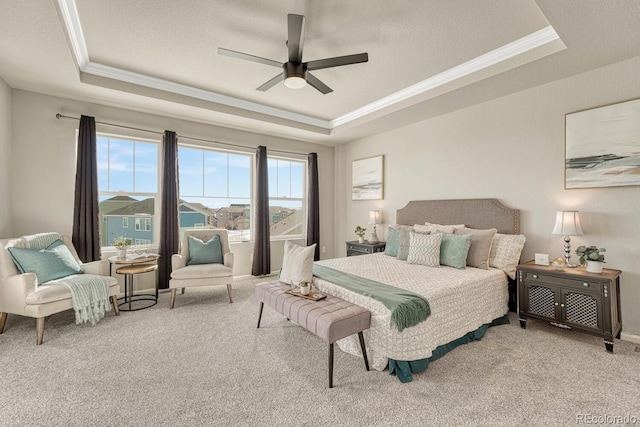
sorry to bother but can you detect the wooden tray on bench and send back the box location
[285,289,327,301]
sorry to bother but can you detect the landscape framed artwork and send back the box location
[352,155,384,200]
[565,98,640,189]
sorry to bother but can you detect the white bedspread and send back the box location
[313,253,508,371]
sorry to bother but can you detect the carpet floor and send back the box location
[1,276,639,427]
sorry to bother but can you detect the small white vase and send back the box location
[358,236,365,244]
[586,260,604,273]
[299,284,310,295]
[116,248,127,259]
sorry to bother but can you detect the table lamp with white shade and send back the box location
[368,210,381,244]
[552,210,583,267]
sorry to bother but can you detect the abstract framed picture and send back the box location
[565,98,640,189]
[352,155,384,200]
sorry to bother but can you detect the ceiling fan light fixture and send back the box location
[284,75,306,89]
[283,62,307,89]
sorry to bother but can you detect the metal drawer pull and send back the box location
[561,303,565,308]
[554,302,559,306]
[583,283,589,287]
[532,274,538,279]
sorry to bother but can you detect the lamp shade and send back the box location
[368,210,381,225]
[552,211,583,236]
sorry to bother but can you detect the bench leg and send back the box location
[329,343,334,388]
[256,302,264,328]
[358,331,370,371]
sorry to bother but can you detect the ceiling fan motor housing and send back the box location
[283,62,307,88]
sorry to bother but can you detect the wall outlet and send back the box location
[322,246,326,254]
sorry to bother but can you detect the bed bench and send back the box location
[254,280,371,388]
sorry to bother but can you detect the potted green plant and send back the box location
[299,281,311,296]
[575,245,606,273]
[355,226,367,244]
[113,236,132,259]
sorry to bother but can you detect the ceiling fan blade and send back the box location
[306,73,333,94]
[218,47,282,68]
[306,53,368,71]
[257,73,284,91]
[287,14,305,62]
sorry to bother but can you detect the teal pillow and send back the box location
[384,227,399,257]
[187,235,223,265]
[8,239,83,284]
[439,233,472,269]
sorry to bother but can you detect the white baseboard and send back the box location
[233,273,278,281]
[620,331,640,345]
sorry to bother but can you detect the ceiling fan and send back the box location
[218,14,368,94]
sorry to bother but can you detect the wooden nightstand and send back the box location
[517,260,622,352]
[345,241,386,257]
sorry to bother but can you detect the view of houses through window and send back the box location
[97,135,306,247]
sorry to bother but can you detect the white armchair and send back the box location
[0,233,120,344]
[169,229,234,308]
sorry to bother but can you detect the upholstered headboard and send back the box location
[396,199,520,234]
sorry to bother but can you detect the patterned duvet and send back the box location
[313,253,509,371]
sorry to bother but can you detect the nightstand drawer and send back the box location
[347,244,371,254]
[524,271,603,293]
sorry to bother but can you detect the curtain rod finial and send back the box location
[56,113,63,119]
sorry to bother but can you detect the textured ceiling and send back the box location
[1,1,640,145]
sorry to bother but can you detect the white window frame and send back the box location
[97,132,161,248]
[266,155,307,241]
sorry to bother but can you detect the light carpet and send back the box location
[1,276,639,427]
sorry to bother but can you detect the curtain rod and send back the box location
[55,113,311,156]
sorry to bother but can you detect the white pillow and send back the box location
[489,233,526,279]
[280,241,317,285]
[415,222,465,234]
[407,231,442,267]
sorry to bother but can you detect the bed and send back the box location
[312,199,523,382]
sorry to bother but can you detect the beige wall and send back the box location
[10,90,335,278]
[337,55,640,336]
[0,77,12,238]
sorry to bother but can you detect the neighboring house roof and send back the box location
[106,198,155,216]
[99,195,138,214]
[180,201,216,217]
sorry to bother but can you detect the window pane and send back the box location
[135,142,158,193]
[99,196,155,247]
[277,160,291,198]
[228,153,250,198]
[269,200,303,237]
[268,158,277,197]
[108,139,134,192]
[97,136,109,190]
[204,150,227,197]
[291,162,304,198]
[178,147,203,196]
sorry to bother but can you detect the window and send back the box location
[268,157,305,239]
[135,217,151,231]
[178,146,251,242]
[97,135,159,247]
[135,239,151,245]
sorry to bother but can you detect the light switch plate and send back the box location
[535,253,550,266]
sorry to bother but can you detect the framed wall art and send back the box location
[565,97,640,189]
[352,155,384,200]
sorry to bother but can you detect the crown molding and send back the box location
[57,0,562,135]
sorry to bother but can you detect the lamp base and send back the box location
[368,234,379,244]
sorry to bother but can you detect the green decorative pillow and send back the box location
[439,233,473,269]
[8,239,83,284]
[384,226,399,257]
[187,235,223,265]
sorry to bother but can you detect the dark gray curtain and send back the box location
[158,130,180,290]
[306,152,320,261]
[72,115,101,263]
[251,145,271,276]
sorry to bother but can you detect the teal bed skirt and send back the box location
[388,315,510,383]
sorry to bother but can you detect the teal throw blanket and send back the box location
[54,275,112,325]
[312,264,430,332]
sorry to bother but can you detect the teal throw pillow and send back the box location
[187,235,223,265]
[384,226,399,257]
[8,239,83,284]
[439,233,472,269]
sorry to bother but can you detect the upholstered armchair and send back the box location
[0,233,120,344]
[169,229,234,308]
